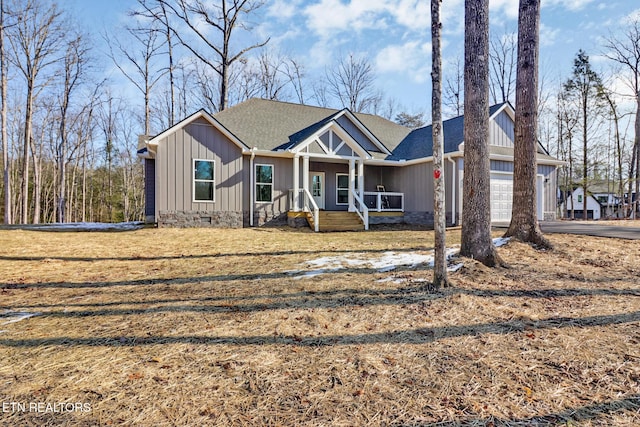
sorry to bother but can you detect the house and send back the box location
[560,184,623,220]
[137,99,563,231]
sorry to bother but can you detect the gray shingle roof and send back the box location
[212,99,553,163]
[213,98,412,154]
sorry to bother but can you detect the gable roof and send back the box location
[213,98,411,155]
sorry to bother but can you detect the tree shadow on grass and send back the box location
[0,246,433,263]
[431,394,640,426]
[1,310,639,348]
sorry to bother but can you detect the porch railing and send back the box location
[363,191,404,212]
[351,189,369,230]
[289,189,319,232]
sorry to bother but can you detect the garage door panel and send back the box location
[491,173,513,222]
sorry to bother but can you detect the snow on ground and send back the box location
[289,237,510,280]
[11,222,145,232]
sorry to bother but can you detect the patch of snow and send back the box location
[448,263,464,272]
[290,244,471,280]
[23,222,144,232]
[493,237,511,247]
[1,311,41,325]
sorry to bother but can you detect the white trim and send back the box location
[148,110,249,153]
[489,102,514,121]
[336,173,349,205]
[333,109,392,155]
[293,155,300,212]
[309,171,325,210]
[193,158,216,203]
[250,149,256,226]
[292,121,371,159]
[255,163,274,203]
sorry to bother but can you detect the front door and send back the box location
[310,172,325,209]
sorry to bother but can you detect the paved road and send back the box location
[539,221,640,240]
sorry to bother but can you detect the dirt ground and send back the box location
[0,226,638,426]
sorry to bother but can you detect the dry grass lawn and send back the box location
[0,225,639,426]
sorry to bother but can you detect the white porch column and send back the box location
[302,155,310,196]
[357,159,364,201]
[348,158,355,211]
[292,155,300,211]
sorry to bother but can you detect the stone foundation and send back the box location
[158,210,243,228]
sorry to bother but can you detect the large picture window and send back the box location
[193,159,215,202]
[255,164,273,202]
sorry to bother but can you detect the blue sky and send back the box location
[67,0,640,116]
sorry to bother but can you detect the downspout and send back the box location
[448,156,457,226]
[250,148,256,227]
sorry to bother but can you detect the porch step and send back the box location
[306,211,364,232]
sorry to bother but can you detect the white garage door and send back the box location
[490,173,513,223]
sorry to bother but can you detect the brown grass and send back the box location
[0,226,639,426]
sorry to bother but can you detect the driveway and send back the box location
[539,221,640,240]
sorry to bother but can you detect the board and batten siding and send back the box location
[245,155,294,225]
[155,118,244,226]
[489,110,515,148]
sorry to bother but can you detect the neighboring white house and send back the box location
[560,186,602,220]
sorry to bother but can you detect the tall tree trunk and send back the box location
[460,0,503,267]
[504,0,551,248]
[431,0,449,288]
[582,91,588,220]
[1,0,10,224]
[21,86,33,223]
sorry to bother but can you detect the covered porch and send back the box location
[287,155,404,231]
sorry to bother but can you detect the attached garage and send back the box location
[489,172,544,223]
[490,173,513,222]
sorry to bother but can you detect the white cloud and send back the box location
[489,0,519,20]
[268,0,303,20]
[540,23,560,47]
[303,0,390,38]
[543,0,596,11]
[375,40,431,83]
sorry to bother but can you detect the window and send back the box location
[193,159,215,202]
[336,174,349,205]
[577,194,583,203]
[336,173,357,205]
[255,164,273,202]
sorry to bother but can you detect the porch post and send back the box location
[293,155,300,211]
[348,158,355,212]
[302,155,310,196]
[357,160,364,201]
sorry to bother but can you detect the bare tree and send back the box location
[1,0,12,224]
[603,20,640,217]
[460,0,503,267]
[9,0,66,223]
[283,57,306,104]
[444,54,464,117]
[431,0,449,289]
[325,53,381,113]
[504,0,551,248]
[489,27,517,104]
[156,0,269,111]
[106,24,167,135]
[56,32,89,223]
[134,0,177,127]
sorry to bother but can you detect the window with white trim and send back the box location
[336,173,349,205]
[255,164,273,202]
[336,173,357,205]
[193,159,215,202]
